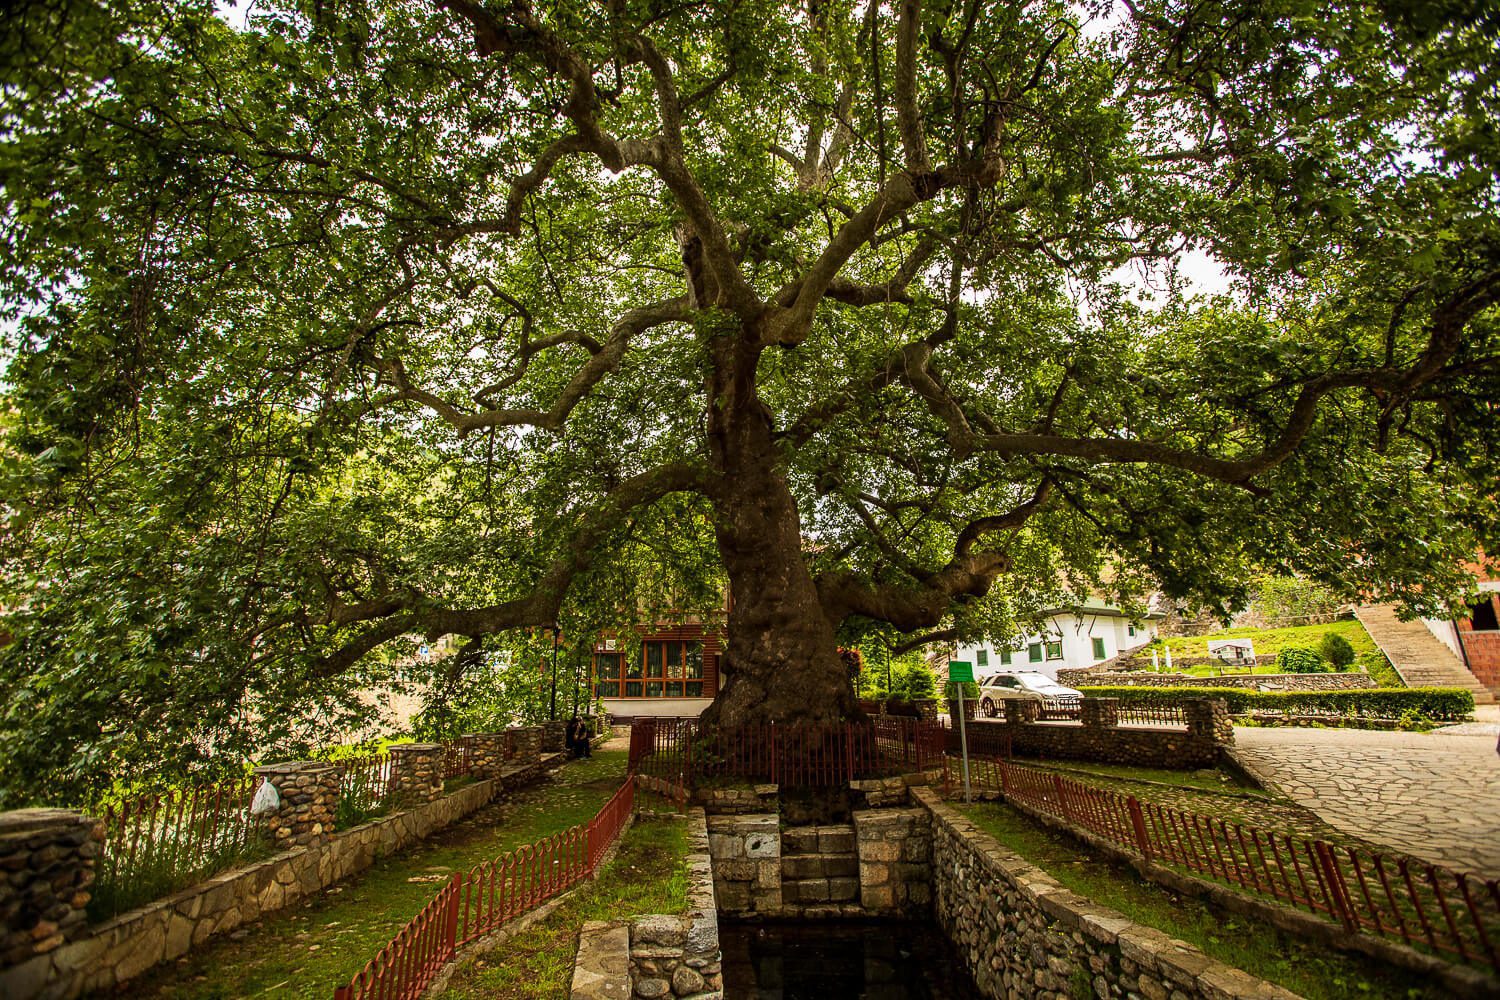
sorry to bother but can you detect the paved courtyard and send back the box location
[1230,709,1500,878]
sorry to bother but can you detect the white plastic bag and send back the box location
[250,780,281,816]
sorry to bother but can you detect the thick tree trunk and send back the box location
[700,330,857,728]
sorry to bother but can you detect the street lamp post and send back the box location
[549,626,559,721]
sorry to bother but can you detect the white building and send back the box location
[955,602,1163,681]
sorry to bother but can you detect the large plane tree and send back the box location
[2,0,1498,801]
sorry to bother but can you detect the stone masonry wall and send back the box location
[914,787,1297,1000]
[1058,669,1377,691]
[1,758,550,1000]
[853,808,931,915]
[705,815,779,916]
[627,808,721,1000]
[973,718,1224,769]
[780,824,859,913]
[0,811,102,970]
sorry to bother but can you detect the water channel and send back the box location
[718,919,985,999]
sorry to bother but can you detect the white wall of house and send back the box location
[957,611,1158,681]
[599,697,713,719]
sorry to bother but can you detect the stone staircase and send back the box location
[1354,604,1496,704]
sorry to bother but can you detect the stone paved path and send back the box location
[1230,714,1500,878]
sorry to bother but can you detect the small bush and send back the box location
[1318,633,1356,668]
[1077,685,1474,720]
[1276,646,1329,673]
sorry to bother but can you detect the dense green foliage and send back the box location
[1080,685,1476,720]
[2,0,1499,803]
[1274,645,1329,673]
[1318,632,1356,668]
[1247,574,1347,626]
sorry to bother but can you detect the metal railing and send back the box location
[628,717,946,788]
[979,760,1500,973]
[1038,696,1082,721]
[332,776,636,999]
[441,738,472,781]
[335,754,394,819]
[1114,704,1188,728]
[91,776,265,920]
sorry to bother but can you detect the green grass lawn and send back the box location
[959,802,1445,1000]
[119,751,629,1000]
[441,816,690,1000]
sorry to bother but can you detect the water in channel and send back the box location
[718,919,985,999]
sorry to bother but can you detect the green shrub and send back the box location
[1358,650,1405,688]
[1276,646,1329,673]
[1318,633,1356,668]
[1076,685,1474,720]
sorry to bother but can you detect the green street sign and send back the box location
[948,660,974,684]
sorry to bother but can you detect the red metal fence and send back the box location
[335,753,394,818]
[628,717,946,788]
[92,775,265,919]
[979,760,1500,973]
[333,776,636,1000]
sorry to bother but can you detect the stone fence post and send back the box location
[388,744,445,803]
[511,726,543,763]
[252,762,340,850]
[0,809,102,968]
[464,733,507,780]
[540,720,568,754]
[1080,697,1119,729]
[1184,698,1234,745]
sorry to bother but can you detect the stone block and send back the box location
[781,827,819,854]
[632,915,686,948]
[743,832,779,860]
[827,877,859,902]
[817,828,855,854]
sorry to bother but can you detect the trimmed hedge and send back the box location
[1078,685,1475,721]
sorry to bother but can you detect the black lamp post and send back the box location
[548,625,560,721]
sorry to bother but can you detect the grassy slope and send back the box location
[442,817,690,1000]
[120,751,630,1000]
[960,803,1444,1000]
[1143,620,1403,685]
[1153,620,1375,660]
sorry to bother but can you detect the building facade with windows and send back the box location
[591,620,725,721]
[954,602,1163,681]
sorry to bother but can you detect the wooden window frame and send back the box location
[595,640,706,698]
[1091,636,1107,660]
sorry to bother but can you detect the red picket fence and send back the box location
[333,776,636,1000]
[440,738,472,781]
[335,753,394,817]
[982,760,1500,973]
[628,717,946,788]
[91,775,265,919]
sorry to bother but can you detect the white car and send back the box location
[976,671,1082,718]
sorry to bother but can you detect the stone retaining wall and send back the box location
[976,717,1225,769]
[0,758,551,1000]
[705,815,780,916]
[0,812,102,970]
[914,787,1298,1000]
[780,824,859,911]
[853,808,931,915]
[572,809,722,1000]
[1059,668,1377,691]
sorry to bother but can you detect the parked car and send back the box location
[976,671,1083,718]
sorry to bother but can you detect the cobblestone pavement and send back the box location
[1229,716,1500,878]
